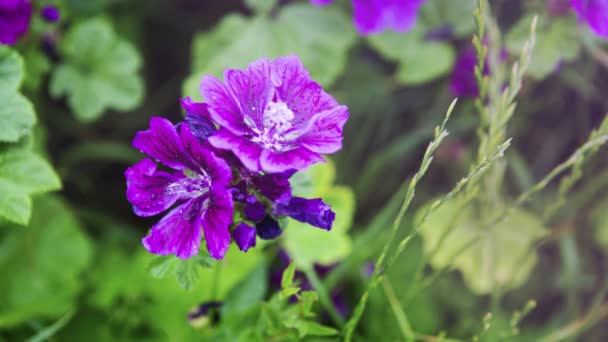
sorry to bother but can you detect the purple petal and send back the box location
[125,159,182,217]
[142,199,204,259]
[202,187,234,259]
[0,0,32,45]
[179,124,232,187]
[132,117,197,171]
[41,5,60,22]
[274,197,335,230]
[256,215,283,240]
[181,97,217,141]
[571,0,608,39]
[352,0,427,35]
[233,223,257,252]
[245,201,266,223]
[251,170,295,205]
[208,129,263,172]
[298,105,348,154]
[260,147,324,173]
[200,75,249,135]
[224,58,274,129]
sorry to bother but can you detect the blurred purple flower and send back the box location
[310,0,335,5]
[125,117,233,260]
[234,223,257,252]
[274,197,335,230]
[547,0,571,16]
[449,48,480,98]
[40,5,60,22]
[571,0,608,39]
[352,0,427,35]
[0,0,32,45]
[203,55,348,173]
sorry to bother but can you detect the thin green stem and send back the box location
[381,278,415,341]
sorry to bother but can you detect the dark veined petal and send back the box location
[260,147,324,173]
[200,75,249,135]
[132,117,197,171]
[181,97,217,141]
[125,158,183,217]
[274,197,335,230]
[256,215,283,240]
[202,187,234,260]
[233,223,257,252]
[142,198,205,259]
[224,58,274,128]
[179,124,232,187]
[208,129,264,172]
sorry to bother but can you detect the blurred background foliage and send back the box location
[2,0,608,341]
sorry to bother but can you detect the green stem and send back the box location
[301,264,345,328]
[381,278,415,341]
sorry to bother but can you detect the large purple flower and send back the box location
[352,0,427,35]
[0,0,32,45]
[571,0,608,39]
[202,55,348,173]
[125,117,234,260]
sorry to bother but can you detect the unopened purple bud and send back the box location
[41,5,60,22]
[256,215,283,240]
[234,223,257,252]
[274,197,335,230]
[245,201,266,223]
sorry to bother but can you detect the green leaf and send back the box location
[0,46,36,143]
[418,199,547,294]
[50,17,144,122]
[184,5,357,100]
[222,260,268,316]
[175,259,201,291]
[281,262,297,289]
[148,256,178,279]
[0,146,61,225]
[506,14,580,80]
[296,321,338,337]
[0,196,92,327]
[418,0,477,38]
[283,161,356,267]
[368,26,455,85]
[592,198,608,250]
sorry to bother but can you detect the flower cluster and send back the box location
[125,55,349,260]
[311,0,427,35]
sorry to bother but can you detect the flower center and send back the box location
[251,101,296,151]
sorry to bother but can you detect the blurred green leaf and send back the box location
[175,258,201,291]
[0,146,61,225]
[592,198,608,250]
[184,4,357,100]
[244,0,278,14]
[368,26,455,85]
[0,196,92,327]
[295,320,338,338]
[0,46,36,143]
[506,14,580,80]
[281,262,297,289]
[283,162,356,267]
[50,17,144,122]
[419,0,477,38]
[222,260,268,316]
[418,199,547,294]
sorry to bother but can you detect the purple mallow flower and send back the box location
[202,55,348,173]
[125,117,234,260]
[0,0,32,45]
[274,197,335,230]
[571,0,608,39]
[352,0,427,35]
[234,223,257,252]
[40,5,60,22]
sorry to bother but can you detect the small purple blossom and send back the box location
[245,201,266,222]
[234,223,257,252]
[125,117,234,260]
[40,5,60,22]
[274,197,335,230]
[352,0,427,35]
[202,55,348,173]
[571,0,608,39]
[0,0,32,45]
